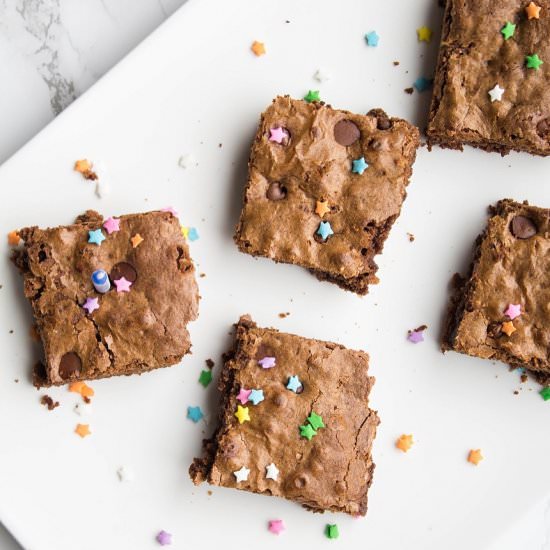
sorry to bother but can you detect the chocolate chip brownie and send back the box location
[189,315,379,515]
[427,0,550,156]
[443,199,550,380]
[234,96,420,295]
[12,209,199,386]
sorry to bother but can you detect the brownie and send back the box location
[234,96,420,295]
[189,315,379,515]
[443,199,550,380]
[427,0,550,156]
[12,209,199,386]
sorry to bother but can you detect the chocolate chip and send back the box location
[294,475,308,488]
[333,119,360,146]
[370,139,382,150]
[487,322,503,338]
[510,216,537,239]
[59,352,82,380]
[377,116,392,130]
[537,117,550,139]
[266,182,287,201]
[110,262,138,283]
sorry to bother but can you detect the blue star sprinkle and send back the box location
[316,221,334,241]
[364,31,379,47]
[88,229,106,246]
[352,157,368,174]
[413,77,433,93]
[188,227,200,242]
[187,406,204,423]
[286,375,303,393]
[248,389,265,405]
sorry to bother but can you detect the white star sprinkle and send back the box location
[116,466,134,482]
[314,68,331,83]
[265,462,279,481]
[178,153,195,169]
[73,402,93,417]
[233,466,250,483]
[488,84,504,102]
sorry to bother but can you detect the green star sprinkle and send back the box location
[501,21,516,40]
[325,524,339,539]
[299,424,317,441]
[540,387,550,401]
[304,90,321,103]
[198,370,213,387]
[526,54,543,70]
[307,411,325,430]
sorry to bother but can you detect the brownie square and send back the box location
[189,316,379,515]
[12,209,199,386]
[427,0,550,156]
[443,199,550,379]
[234,96,419,295]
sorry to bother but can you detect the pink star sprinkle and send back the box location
[237,388,252,404]
[258,356,276,369]
[268,519,285,535]
[161,206,179,218]
[114,277,132,293]
[407,326,426,344]
[269,126,286,144]
[505,303,521,320]
[82,297,99,314]
[102,216,120,234]
[156,530,172,546]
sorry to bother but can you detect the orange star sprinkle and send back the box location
[315,200,331,218]
[251,41,266,56]
[502,321,516,336]
[7,230,20,246]
[74,159,92,173]
[396,434,414,452]
[69,381,95,398]
[468,449,483,465]
[131,233,144,248]
[75,424,91,438]
[526,2,541,19]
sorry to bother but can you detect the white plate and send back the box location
[1,1,550,548]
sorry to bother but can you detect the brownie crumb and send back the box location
[393,61,400,66]
[40,395,59,411]
[278,312,290,318]
[520,374,528,383]
[218,143,222,148]
[9,329,13,334]
[404,87,414,95]
[407,232,415,242]
[207,490,213,496]
[14,379,19,383]
[205,358,215,370]
[83,396,91,404]
[513,390,519,395]
[199,273,206,278]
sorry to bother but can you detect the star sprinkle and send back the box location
[258,356,276,369]
[156,530,173,546]
[325,524,340,539]
[364,30,379,47]
[316,221,334,241]
[7,230,20,246]
[130,233,144,248]
[505,303,521,320]
[315,199,331,218]
[251,41,266,56]
[235,404,251,424]
[526,1,541,19]
[82,297,100,315]
[198,370,213,387]
[314,67,331,82]
[501,21,516,40]
[248,389,265,405]
[114,277,132,293]
[307,412,325,430]
[75,423,91,438]
[117,466,134,482]
[304,90,321,103]
[416,26,432,42]
[300,423,317,440]
[237,388,252,404]
[161,206,179,217]
[88,229,106,246]
[407,326,426,343]
[468,449,483,465]
[69,382,95,398]
[539,387,550,401]
[269,126,286,144]
[502,321,516,336]
[73,402,92,417]
[178,153,195,169]
[233,466,250,482]
[286,375,302,393]
[488,84,505,102]
[266,462,279,481]
[414,76,432,92]
[526,53,543,70]
[352,156,368,174]
[74,159,92,174]
[187,406,204,423]
[396,434,414,452]
[268,519,285,535]
[103,216,120,234]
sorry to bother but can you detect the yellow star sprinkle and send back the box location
[130,233,144,248]
[181,225,189,238]
[235,405,250,424]
[526,1,541,19]
[315,200,331,218]
[502,321,516,336]
[75,424,91,438]
[468,449,483,465]
[417,26,432,42]
[396,434,414,452]
[251,41,266,56]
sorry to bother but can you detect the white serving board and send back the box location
[1,1,550,548]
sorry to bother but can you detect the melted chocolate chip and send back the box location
[266,182,287,201]
[110,262,138,283]
[376,116,392,130]
[537,117,550,139]
[59,352,82,380]
[294,475,308,488]
[333,119,360,146]
[487,322,503,339]
[510,216,537,239]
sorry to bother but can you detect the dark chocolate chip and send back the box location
[59,352,82,380]
[377,115,392,130]
[110,262,138,283]
[333,119,361,146]
[487,322,503,338]
[510,216,537,239]
[266,182,287,201]
[537,117,550,139]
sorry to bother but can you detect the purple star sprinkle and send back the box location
[82,297,100,315]
[407,326,426,344]
[258,356,276,369]
[161,206,179,218]
[156,530,172,546]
